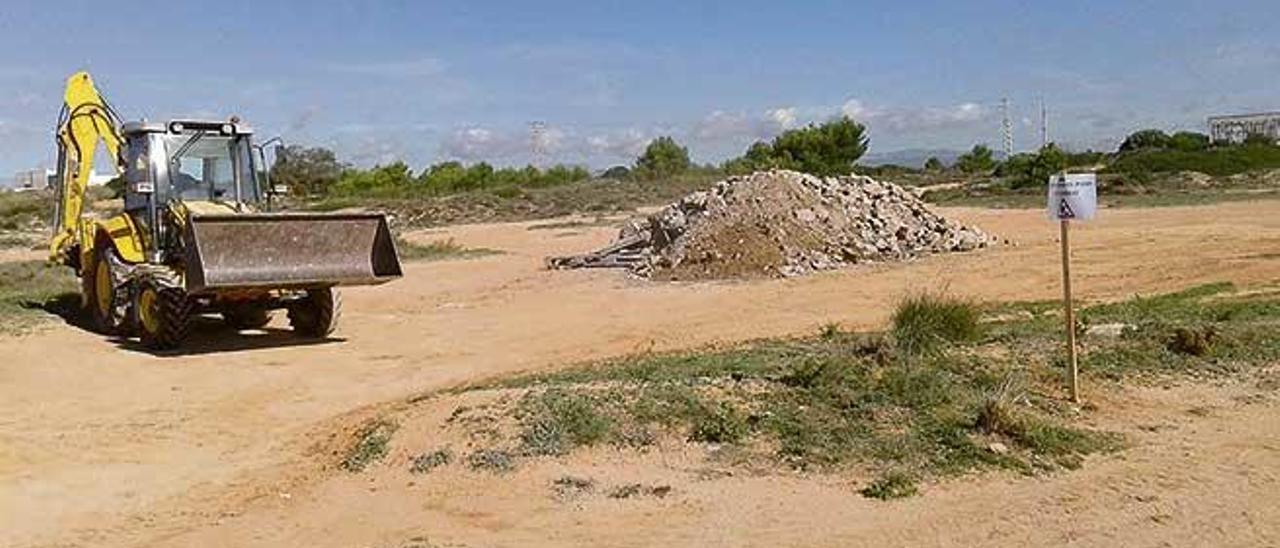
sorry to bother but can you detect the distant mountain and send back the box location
[861,148,964,169]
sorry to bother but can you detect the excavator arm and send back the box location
[50,71,125,265]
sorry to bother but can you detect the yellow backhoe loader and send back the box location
[50,71,402,349]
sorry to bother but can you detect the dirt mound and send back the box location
[551,170,992,279]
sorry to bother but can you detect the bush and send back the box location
[634,136,691,180]
[409,449,453,474]
[860,470,919,500]
[723,116,869,176]
[340,420,398,472]
[996,144,1068,189]
[1119,129,1172,152]
[518,389,614,456]
[271,145,345,196]
[955,144,996,174]
[328,160,591,198]
[1106,143,1280,177]
[601,165,631,179]
[1169,131,1210,152]
[1167,326,1217,356]
[689,402,748,443]
[891,294,982,355]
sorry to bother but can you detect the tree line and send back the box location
[271,116,873,198]
[270,121,1280,199]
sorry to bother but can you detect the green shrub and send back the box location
[891,294,982,355]
[723,116,869,176]
[689,402,748,443]
[340,420,398,472]
[518,389,614,456]
[409,449,453,474]
[1106,144,1280,177]
[860,470,919,500]
[634,136,692,180]
[955,144,997,174]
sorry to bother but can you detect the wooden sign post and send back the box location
[1047,173,1097,404]
[1059,219,1079,402]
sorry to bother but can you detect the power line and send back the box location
[1001,97,1014,158]
[529,121,548,167]
[1040,96,1049,148]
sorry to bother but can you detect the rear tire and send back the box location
[136,270,193,350]
[223,305,273,330]
[86,246,130,335]
[288,288,340,338]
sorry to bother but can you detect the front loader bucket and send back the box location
[184,213,403,293]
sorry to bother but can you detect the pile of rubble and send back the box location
[549,170,992,280]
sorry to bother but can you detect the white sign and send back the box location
[1047,173,1097,221]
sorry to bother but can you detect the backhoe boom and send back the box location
[50,71,124,265]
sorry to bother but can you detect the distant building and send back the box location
[9,168,113,191]
[10,169,51,192]
[1208,112,1280,144]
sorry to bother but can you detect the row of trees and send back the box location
[270,147,592,198]
[925,126,1280,186]
[275,115,872,197]
[622,116,871,181]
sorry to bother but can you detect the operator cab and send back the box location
[119,119,263,212]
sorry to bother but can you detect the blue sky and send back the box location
[0,0,1277,181]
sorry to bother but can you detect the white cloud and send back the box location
[692,106,797,144]
[441,127,516,161]
[767,107,797,130]
[438,124,569,162]
[841,99,989,133]
[586,128,652,160]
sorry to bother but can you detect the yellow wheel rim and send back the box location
[94,258,113,319]
[138,288,160,335]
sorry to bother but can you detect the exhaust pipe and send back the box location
[183,212,403,293]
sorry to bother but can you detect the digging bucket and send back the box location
[184,212,403,293]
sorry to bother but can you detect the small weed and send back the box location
[819,322,843,340]
[467,448,516,473]
[689,402,748,444]
[395,236,498,262]
[1167,326,1217,356]
[975,376,1025,436]
[611,425,657,449]
[341,420,398,472]
[518,389,614,456]
[552,475,596,499]
[409,449,453,474]
[892,293,982,356]
[860,471,919,500]
[607,483,673,499]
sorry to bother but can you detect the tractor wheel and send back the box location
[86,245,131,334]
[135,270,193,350]
[288,288,341,338]
[223,305,273,330]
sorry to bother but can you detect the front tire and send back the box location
[288,288,340,338]
[136,270,193,350]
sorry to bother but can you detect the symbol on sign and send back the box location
[1058,199,1075,219]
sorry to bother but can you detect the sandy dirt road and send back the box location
[2,200,1279,547]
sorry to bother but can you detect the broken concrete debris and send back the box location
[548,170,993,280]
